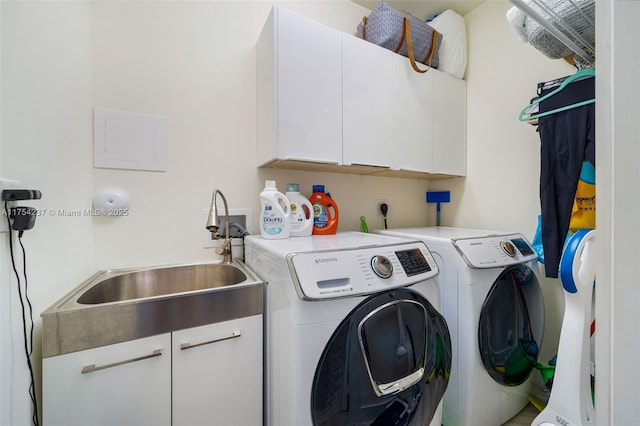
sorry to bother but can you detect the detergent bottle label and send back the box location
[313,202,328,228]
[262,203,285,235]
[290,203,305,232]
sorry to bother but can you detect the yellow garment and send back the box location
[569,179,595,231]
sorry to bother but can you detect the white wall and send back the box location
[432,1,573,232]
[1,2,95,424]
[432,1,574,363]
[0,2,6,423]
[89,0,435,269]
[0,2,431,424]
[595,1,640,423]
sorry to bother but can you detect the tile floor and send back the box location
[502,403,539,425]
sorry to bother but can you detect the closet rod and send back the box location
[509,0,595,65]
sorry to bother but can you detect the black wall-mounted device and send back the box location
[2,189,42,201]
[9,207,38,231]
[2,189,42,234]
[10,207,37,232]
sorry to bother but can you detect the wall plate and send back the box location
[201,208,252,248]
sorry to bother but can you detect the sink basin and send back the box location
[42,261,263,358]
[77,263,247,304]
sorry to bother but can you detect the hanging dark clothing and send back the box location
[537,77,595,278]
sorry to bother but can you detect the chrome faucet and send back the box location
[205,189,232,264]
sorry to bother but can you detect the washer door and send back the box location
[478,265,544,386]
[311,289,451,426]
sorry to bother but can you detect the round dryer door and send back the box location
[478,265,544,386]
[311,288,451,426]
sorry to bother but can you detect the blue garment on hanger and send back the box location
[538,76,595,278]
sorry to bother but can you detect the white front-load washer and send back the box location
[245,232,452,426]
[377,227,544,426]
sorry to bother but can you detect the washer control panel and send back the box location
[452,233,537,268]
[287,241,439,300]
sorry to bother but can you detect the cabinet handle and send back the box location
[180,330,241,351]
[81,348,163,374]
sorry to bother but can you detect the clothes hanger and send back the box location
[519,68,595,122]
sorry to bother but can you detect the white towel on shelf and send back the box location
[505,0,595,60]
[428,9,467,79]
[506,5,529,42]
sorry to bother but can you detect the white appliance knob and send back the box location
[371,255,393,279]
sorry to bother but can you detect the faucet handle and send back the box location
[215,238,233,263]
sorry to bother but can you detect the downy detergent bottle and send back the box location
[310,185,339,235]
[285,183,313,237]
[259,180,290,239]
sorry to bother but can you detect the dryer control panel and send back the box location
[287,241,439,300]
[452,233,538,268]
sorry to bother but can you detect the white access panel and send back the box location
[94,107,166,171]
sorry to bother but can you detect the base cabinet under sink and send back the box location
[172,315,263,425]
[43,333,171,425]
[43,315,262,426]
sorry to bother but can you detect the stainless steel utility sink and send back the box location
[42,261,263,358]
[76,263,248,304]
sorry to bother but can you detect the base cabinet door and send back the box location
[172,315,263,426]
[43,333,171,426]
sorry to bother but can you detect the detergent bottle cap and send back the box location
[264,180,277,190]
[312,185,325,193]
[286,183,300,193]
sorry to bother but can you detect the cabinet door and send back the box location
[172,315,263,426]
[276,6,343,164]
[432,71,466,176]
[392,55,434,173]
[342,34,393,168]
[43,334,171,426]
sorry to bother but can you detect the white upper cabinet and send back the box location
[392,54,435,174]
[342,34,393,169]
[432,70,467,176]
[392,59,466,176]
[256,5,466,178]
[257,6,343,167]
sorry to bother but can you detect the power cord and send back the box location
[4,201,40,426]
[379,203,389,229]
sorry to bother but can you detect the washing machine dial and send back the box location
[371,255,393,279]
[500,241,517,257]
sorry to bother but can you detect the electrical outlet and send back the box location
[202,208,252,248]
[376,200,389,216]
[0,179,21,233]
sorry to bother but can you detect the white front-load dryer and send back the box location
[377,227,544,426]
[245,232,452,426]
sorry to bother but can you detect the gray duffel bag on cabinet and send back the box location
[356,1,442,73]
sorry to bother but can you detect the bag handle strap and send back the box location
[422,27,439,67]
[361,16,368,40]
[402,17,435,74]
[364,15,438,74]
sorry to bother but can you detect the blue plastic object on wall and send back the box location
[426,191,450,226]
